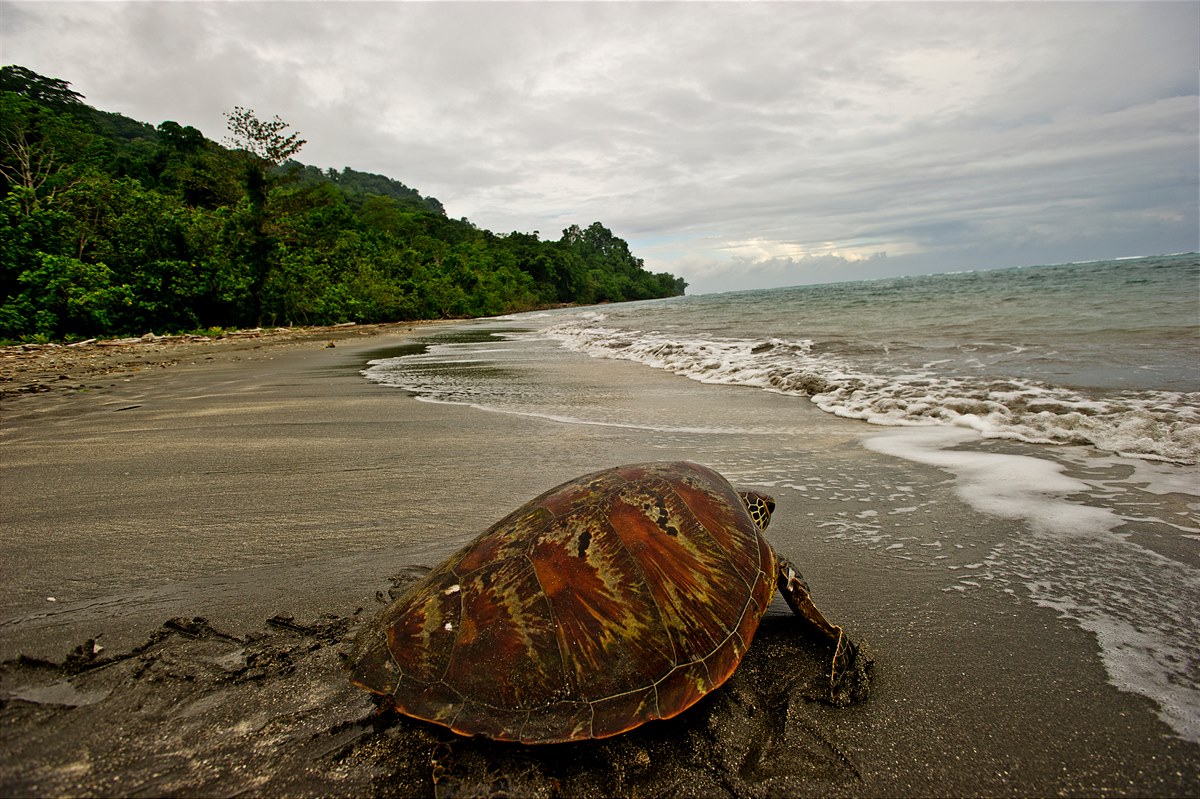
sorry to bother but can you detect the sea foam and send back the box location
[861,427,1200,743]
[544,324,1200,464]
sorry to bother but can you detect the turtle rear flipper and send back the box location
[777,557,874,706]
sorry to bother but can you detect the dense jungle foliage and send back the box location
[0,66,686,341]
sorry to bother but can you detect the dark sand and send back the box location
[1,327,1196,797]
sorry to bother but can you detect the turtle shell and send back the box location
[347,461,778,744]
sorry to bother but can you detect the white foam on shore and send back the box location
[545,325,1200,464]
[862,428,1124,539]
[407,395,783,436]
[862,426,1200,743]
[1089,453,1200,497]
[362,342,802,436]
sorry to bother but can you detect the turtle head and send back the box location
[738,491,776,531]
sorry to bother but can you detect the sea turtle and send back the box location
[347,461,870,744]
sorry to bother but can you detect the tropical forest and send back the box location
[0,66,686,342]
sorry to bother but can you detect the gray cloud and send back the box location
[3,0,1196,293]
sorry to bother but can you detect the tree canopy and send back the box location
[223,106,306,166]
[0,65,685,342]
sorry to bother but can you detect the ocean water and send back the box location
[544,254,1200,464]
[363,253,1200,743]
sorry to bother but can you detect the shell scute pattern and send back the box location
[530,507,672,700]
[384,567,462,684]
[589,684,660,739]
[456,503,551,573]
[655,659,713,718]
[442,557,567,709]
[606,478,762,664]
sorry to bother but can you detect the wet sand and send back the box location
[1,327,1197,797]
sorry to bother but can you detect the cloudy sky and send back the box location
[3,1,1197,293]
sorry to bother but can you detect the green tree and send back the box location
[0,65,86,111]
[222,107,306,166]
[0,92,96,215]
[5,253,126,338]
[221,107,306,324]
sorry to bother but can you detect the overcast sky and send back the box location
[3,1,1197,293]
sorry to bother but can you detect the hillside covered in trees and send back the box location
[0,66,686,341]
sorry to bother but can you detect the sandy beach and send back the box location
[1,325,1197,797]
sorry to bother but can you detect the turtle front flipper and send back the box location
[776,555,873,706]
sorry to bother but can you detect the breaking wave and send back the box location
[544,324,1200,464]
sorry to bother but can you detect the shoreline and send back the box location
[0,321,445,403]
[2,322,1197,797]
